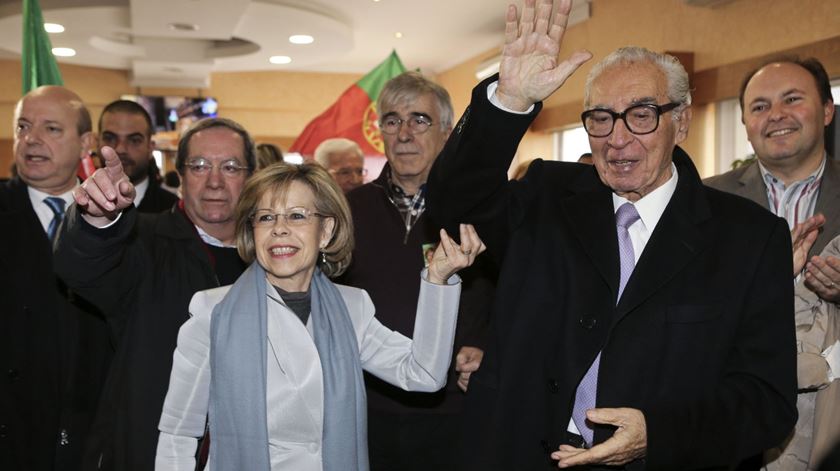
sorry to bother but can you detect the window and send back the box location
[554,125,591,162]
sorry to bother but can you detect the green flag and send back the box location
[22,0,63,94]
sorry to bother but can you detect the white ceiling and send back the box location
[0,0,591,88]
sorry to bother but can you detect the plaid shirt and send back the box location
[384,168,426,244]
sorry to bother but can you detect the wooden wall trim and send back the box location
[692,35,840,105]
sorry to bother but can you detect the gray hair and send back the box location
[584,47,692,116]
[313,138,363,168]
[377,71,454,129]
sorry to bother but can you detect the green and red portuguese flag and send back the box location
[290,50,406,157]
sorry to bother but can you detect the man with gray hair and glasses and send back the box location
[53,118,254,471]
[338,71,494,471]
[427,0,796,469]
[314,137,367,193]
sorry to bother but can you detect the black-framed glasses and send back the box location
[581,102,681,138]
[250,207,327,228]
[184,158,250,177]
[379,114,435,135]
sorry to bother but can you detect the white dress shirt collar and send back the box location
[27,183,78,234]
[134,177,150,207]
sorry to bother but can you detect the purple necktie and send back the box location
[571,202,640,446]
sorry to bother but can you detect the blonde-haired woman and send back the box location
[155,162,484,471]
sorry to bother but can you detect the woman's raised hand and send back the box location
[427,224,487,285]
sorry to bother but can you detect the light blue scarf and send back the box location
[209,262,369,470]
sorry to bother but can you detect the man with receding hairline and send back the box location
[1,85,111,470]
[706,57,840,471]
[706,58,839,302]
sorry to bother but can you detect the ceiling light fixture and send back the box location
[52,47,76,57]
[269,55,292,64]
[44,23,64,33]
[394,32,403,38]
[168,22,199,32]
[289,35,314,45]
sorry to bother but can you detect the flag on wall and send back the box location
[22,0,63,94]
[290,50,406,156]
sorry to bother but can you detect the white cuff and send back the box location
[96,210,124,228]
[487,81,535,115]
[822,339,840,382]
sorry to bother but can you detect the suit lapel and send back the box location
[616,151,713,320]
[562,170,621,300]
[814,159,840,254]
[738,163,770,210]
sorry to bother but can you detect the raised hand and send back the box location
[73,146,136,226]
[427,224,487,285]
[496,0,592,112]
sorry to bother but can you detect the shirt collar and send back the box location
[195,224,236,248]
[612,162,678,234]
[134,177,150,206]
[757,153,826,189]
[27,182,78,209]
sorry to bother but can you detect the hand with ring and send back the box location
[427,224,486,285]
[804,253,840,303]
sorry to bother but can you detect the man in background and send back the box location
[314,137,366,193]
[706,57,840,471]
[98,100,179,213]
[338,72,494,471]
[1,85,111,470]
[706,58,838,301]
[54,118,253,471]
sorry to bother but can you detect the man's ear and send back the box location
[80,131,95,161]
[674,106,692,144]
[824,99,835,127]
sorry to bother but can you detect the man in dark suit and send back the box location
[55,117,252,471]
[705,58,838,304]
[98,100,179,213]
[0,85,111,470]
[426,0,797,469]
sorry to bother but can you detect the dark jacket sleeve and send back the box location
[53,204,147,323]
[426,75,542,264]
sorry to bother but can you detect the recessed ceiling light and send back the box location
[168,22,199,32]
[289,35,314,45]
[269,55,292,65]
[52,47,76,57]
[373,0,381,2]
[44,23,64,33]
[395,32,403,38]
